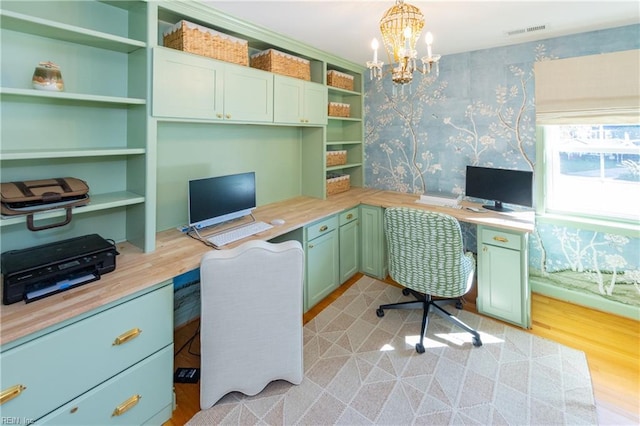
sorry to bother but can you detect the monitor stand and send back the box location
[482,200,512,212]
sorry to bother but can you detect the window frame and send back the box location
[535,126,640,238]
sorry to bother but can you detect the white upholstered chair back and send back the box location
[199,239,304,409]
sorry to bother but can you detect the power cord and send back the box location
[174,319,201,357]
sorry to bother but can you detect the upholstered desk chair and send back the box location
[377,207,482,353]
[199,239,304,409]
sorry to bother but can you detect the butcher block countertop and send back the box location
[1,188,534,346]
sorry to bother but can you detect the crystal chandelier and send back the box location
[366,0,441,87]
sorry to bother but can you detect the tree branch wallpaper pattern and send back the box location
[364,25,639,312]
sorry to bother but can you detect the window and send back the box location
[541,124,640,223]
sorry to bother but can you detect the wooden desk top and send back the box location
[0,188,534,346]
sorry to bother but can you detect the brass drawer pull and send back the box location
[0,384,26,405]
[112,394,141,417]
[113,327,142,346]
[346,213,353,220]
[319,225,328,232]
[493,236,509,243]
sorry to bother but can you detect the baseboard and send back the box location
[530,276,640,321]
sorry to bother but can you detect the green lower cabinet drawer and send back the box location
[0,284,173,420]
[306,215,338,240]
[339,207,358,226]
[480,228,522,250]
[38,346,173,425]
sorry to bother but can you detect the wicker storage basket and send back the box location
[326,173,350,196]
[326,150,347,167]
[327,70,354,91]
[328,102,350,118]
[163,20,249,66]
[250,49,310,80]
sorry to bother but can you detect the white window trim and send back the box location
[535,127,640,238]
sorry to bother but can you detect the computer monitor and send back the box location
[465,166,533,212]
[188,171,256,229]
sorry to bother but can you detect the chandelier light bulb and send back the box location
[425,31,433,58]
[425,31,434,45]
[403,26,411,51]
[371,38,379,63]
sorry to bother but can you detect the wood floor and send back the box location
[165,273,639,426]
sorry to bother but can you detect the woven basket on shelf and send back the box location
[326,173,350,196]
[327,70,354,91]
[250,49,310,81]
[163,20,248,66]
[326,150,347,167]
[328,102,350,118]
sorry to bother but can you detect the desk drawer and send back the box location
[0,284,173,420]
[39,346,173,425]
[339,207,358,226]
[481,227,522,250]
[306,215,338,241]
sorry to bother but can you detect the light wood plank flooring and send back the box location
[164,274,639,425]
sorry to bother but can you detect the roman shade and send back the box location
[534,49,640,124]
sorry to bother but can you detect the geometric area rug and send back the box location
[187,276,597,425]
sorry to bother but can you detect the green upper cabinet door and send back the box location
[274,75,327,125]
[153,47,223,120]
[152,47,273,123]
[223,65,273,122]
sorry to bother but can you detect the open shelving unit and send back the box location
[0,0,150,252]
[325,69,364,192]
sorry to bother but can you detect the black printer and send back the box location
[1,234,119,305]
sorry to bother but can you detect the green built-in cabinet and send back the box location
[303,207,360,312]
[0,0,149,252]
[359,205,387,280]
[274,76,327,125]
[153,1,364,208]
[339,207,360,284]
[0,0,364,254]
[0,281,174,424]
[153,46,274,122]
[477,226,531,327]
[304,215,340,311]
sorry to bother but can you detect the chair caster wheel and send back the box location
[472,336,483,347]
[402,288,411,296]
[456,300,463,309]
[376,308,385,317]
[415,343,425,353]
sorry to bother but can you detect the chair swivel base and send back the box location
[377,288,482,353]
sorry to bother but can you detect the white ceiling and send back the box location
[204,1,640,65]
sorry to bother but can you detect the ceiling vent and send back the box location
[506,24,547,36]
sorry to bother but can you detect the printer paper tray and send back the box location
[25,272,99,303]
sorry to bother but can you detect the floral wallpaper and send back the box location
[363,24,640,312]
